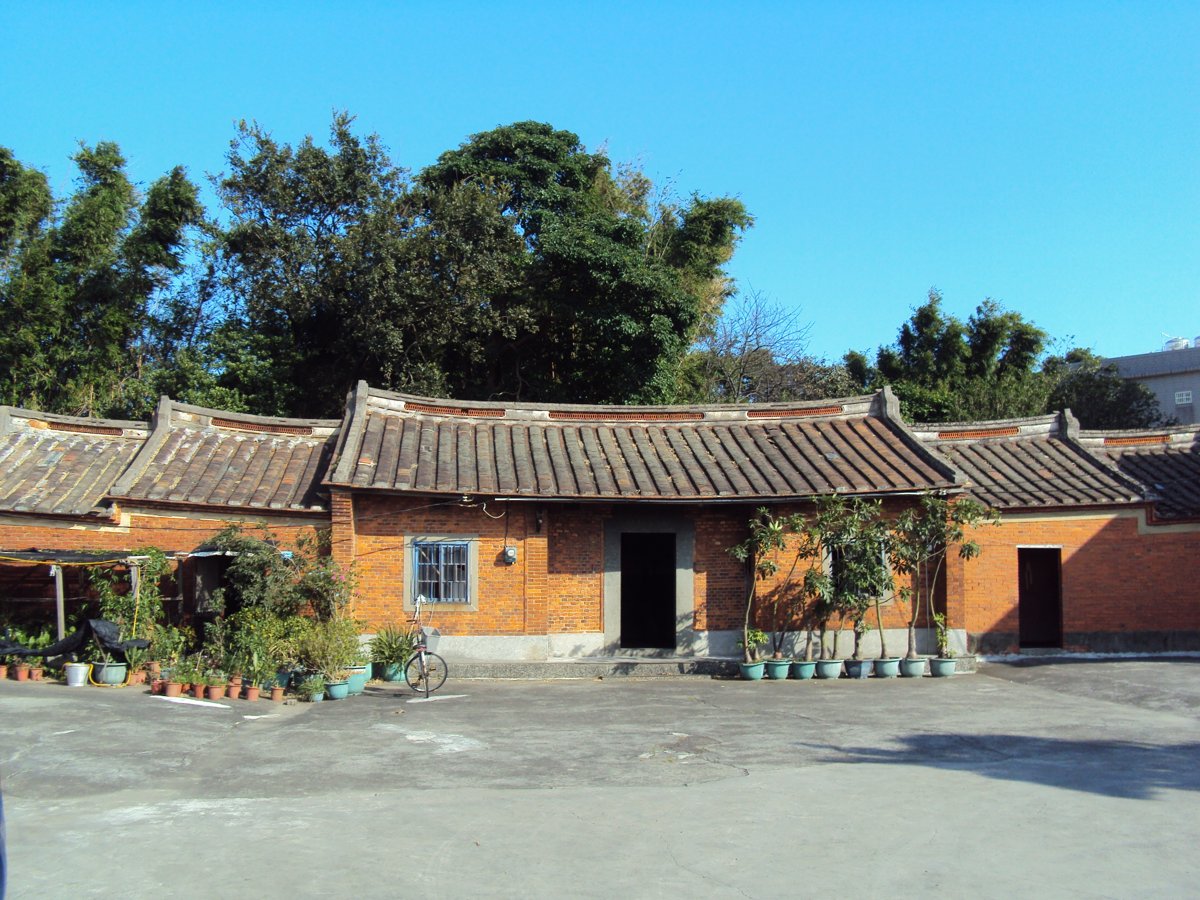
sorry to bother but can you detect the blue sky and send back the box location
[4,1,1197,362]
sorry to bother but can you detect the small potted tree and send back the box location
[298,616,361,700]
[889,492,997,677]
[728,508,803,681]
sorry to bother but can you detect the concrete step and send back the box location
[443,658,738,679]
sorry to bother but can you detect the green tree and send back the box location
[0,143,202,417]
[846,289,1051,422]
[1044,349,1165,429]
[419,121,752,404]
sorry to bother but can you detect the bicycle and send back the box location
[404,595,447,697]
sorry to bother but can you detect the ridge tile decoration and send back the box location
[330,390,955,500]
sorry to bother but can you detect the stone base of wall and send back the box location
[386,627,961,661]
[971,630,1200,655]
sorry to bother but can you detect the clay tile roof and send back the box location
[110,398,340,513]
[0,408,148,517]
[325,383,959,501]
[1078,426,1200,520]
[912,413,1142,510]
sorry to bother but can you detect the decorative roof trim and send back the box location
[404,401,506,418]
[209,417,314,436]
[46,421,125,437]
[1102,434,1172,447]
[747,405,844,419]
[547,409,704,422]
[937,426,1021,441]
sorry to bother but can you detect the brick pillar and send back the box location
[523,506,549,636]
[330,489,356,570]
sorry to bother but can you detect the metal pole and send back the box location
[53,565,65,639]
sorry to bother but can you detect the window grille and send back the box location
[414,541,470,603]
[1175,390,1193,406]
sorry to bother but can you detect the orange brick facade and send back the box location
[0,507,326,624]
[950,509,1200,653]
[5,493,1198,655]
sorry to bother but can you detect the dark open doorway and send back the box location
[620,532,676,649]
[1019,548,1062,648]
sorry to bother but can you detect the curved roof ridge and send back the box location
[912,412,1062,442]
[0,405,148,436]
[168,399,340,434]
[362,383,879,421]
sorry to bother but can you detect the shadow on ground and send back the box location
[804,733,1200,800]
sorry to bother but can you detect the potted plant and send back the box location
[728,508,803,681]
[929,613,957,677]
[370,624,416,682]
[736,628,769,679]
[297,673,326,702]
[889,492,997,677]
[297,616,360,700]
[205,669,228,701]
[346,651,371,695]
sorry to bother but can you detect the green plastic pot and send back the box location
[764,659,791,680]
[346,665,369,695]
[899,657,928,678]
[874,658,901,678]
[814,659,843,679]
[380,662,405,682]
[739,662,766,681]
[789,660,817,680]
[325,679,350,700]
[91,662,127,685]
[929,658,958,677]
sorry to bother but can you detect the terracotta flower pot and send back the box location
[227,683,241,699]
[270,686,284,702]
[244,685,260,702]
[0,664,7,679]
[14,664,30,681]
[150,678,164,695]
[193,683,207,698]
[164,681,183,698]
[129,670,147,685]
[206,684,226,700]
[30,666,44,681]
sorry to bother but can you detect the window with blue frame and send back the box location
[413,540,470,603]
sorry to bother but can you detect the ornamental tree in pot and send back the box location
[728,508,803,677]
[889,492,998,668]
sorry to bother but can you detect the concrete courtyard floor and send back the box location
[3,659,1200,898]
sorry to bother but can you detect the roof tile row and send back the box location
[0,384,1195,522]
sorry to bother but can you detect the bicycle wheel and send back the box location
[405,652,448,695]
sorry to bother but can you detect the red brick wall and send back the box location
[951,510,1200,649]
[343,495,566,634]
[0,507,326,625]
[546,507,602,633]
[694,511,749,631]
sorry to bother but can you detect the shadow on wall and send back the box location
[801,732,1200,800]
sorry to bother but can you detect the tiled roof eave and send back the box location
[111,497,330,516]
[327,482,961,503]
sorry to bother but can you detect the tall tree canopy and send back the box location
[209,117,752,416]
[0,144,202,417]
[846,289,1165,427]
